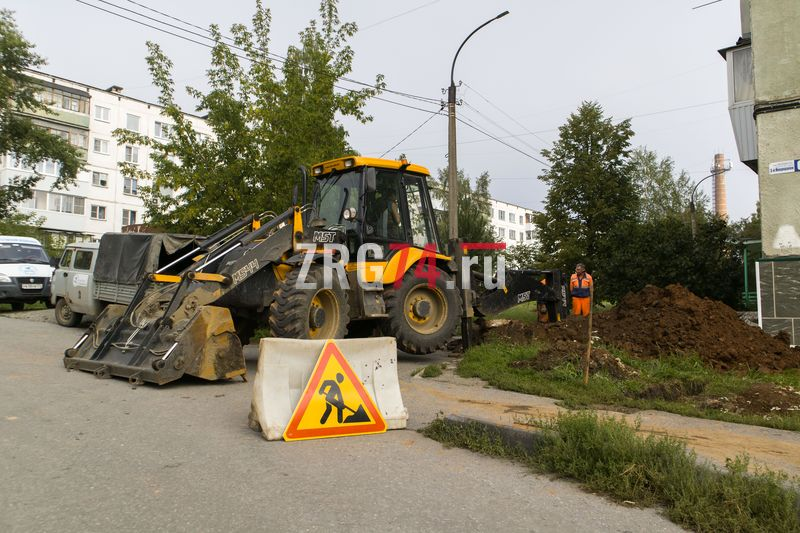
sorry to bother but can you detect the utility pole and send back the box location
[447,10,509,350]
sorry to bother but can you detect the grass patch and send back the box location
[423,412,800,533]
[419,364,444,378]
[458,341,800,431]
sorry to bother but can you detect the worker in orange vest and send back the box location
[570,263,593,316]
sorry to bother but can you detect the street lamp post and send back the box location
[447,10,509,350]
[689,160,731,239]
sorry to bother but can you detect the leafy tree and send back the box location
[730,202,761,240]
[114,0,383,235]
[534,101,638,286]
[504,242,538,269]
[0,10,82,219]
[628,146,694,222]
[430,168,495,247]
[601,216,743,307]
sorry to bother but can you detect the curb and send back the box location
[442,414,548,454]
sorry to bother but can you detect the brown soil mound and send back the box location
[594,284,800,372]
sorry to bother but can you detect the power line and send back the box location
[379,106,444,158]
[75,0,443,113]
[692,0,724,9]
[462,82,550,147]
[461,99,543,153]
[456,117,551,167]
[79,0,440,105]
[360,1,441,31]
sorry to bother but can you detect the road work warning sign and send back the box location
[283,340,387,441]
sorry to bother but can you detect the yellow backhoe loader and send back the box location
[64,157,567,385]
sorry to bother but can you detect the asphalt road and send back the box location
[0,311,682,533]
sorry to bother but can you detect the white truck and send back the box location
[51,233,201,326]
[0,236,55,311]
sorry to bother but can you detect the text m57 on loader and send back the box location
[64,157,567,385]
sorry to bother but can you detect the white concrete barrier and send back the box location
[250,337,408,441]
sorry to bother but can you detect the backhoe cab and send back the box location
[64,157,567,385]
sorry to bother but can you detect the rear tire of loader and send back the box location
[269,264,349,340]
[381,266,459,354]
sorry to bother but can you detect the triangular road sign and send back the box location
[283,340,387,441]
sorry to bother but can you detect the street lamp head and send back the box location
[496,10,510,19]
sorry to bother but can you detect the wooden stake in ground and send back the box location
[583,283,594,386]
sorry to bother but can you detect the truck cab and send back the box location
[51,242,101,326]
[0,236,54,311]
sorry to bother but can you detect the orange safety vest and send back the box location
[569,272,593,298]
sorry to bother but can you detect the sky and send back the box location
[5,0,757,220]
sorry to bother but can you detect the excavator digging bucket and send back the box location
[63,304,245,385]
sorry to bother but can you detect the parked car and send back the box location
[51,242,101,326]
[51,232,201,327]
[0,236,54,310]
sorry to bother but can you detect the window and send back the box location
[124,145,139,164]
[498,210,505,221]
[90,205,106,220]
[126,114,140,132]
[122,209,137,226]
[403,176,435,248]
[92,171,108,187]
[526,230,535,240]
[48,192,85,215]
[525,213,533,224]
[732,47,754,103]
[362,170,404,245]
[35,159,60,176]
[69,131,88,150]
[509,213,516,224]
[73,250,93,270]
[154,121,170,139]
[509,229,516,240]
[498,228,505,238]
[23,190,47,210]
[94,105,110,122]
[36,86,89,114]
[123,176,138,195]
[93,138,109,154]
[59,249,73,268]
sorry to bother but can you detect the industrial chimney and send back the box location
[712,153,728,220]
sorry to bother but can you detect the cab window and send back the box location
[403,175,435,249]
[364,170,405,244]
[73,250,93,271]
[59,249,74,268]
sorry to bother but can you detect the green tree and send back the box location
[114,0,383,235]
[430,168,495,247]
[504,242,538,269]
[601,216,743,307]
[534,101,638,285]
[628,146,693,222]
[0,10,82,219]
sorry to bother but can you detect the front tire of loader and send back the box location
[382,266,460,354]
[269,264,349,340]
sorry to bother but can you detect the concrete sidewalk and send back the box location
[400,364,800,477]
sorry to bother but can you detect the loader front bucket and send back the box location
[63,304,245,385]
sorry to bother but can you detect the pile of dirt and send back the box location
[594,284,800,372]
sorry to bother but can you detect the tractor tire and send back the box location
[269,264,349,340]
[382,266,460,354]
[55,298,82,327]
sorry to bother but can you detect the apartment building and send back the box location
[0,70,211,243]
[488,198,537,248]
[720,0,800,345]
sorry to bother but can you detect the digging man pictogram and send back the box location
[318,372,371,424]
